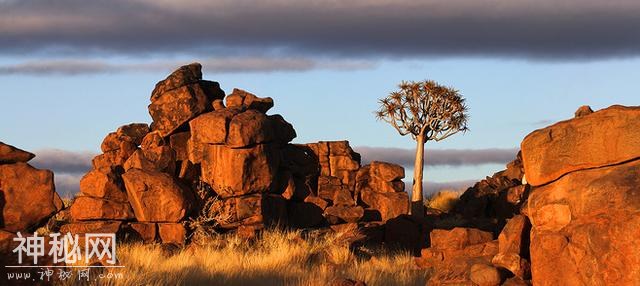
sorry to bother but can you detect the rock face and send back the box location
[521,105,640,186]
[520,105,640,285]
[62,63,411,248]
[0,161,62,232]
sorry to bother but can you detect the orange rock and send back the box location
[225,88,274,113]
[92,143,137,170]
[360,189,409,221]
[122,169,192,222]
[0,162,62,231]
[201,144,279,198]
[332,187,355,206]
[158,223,186,246]
[69,196,134,221]
[492,215,531,278]
[59,221,122,235]
[123,146,176,173]
[148,82,220,137]
[318,175,344,201]
[0,142,35,164]
[430,227,493,250]
[469,263,501,286]
[526,158,640,286]
[189,108,239,145]
[126,222,157,243]
[216,194,287,229]
[140,131,165,150]
[521,105,640,186]
[226,109,274,148]
[369,161,404,181]
[574,105,594,118]
[169,131,191,161]
[151,62,203,101]
[79,168,128,202]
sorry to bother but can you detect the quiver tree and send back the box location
[376,80,469,218]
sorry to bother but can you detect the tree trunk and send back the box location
[411,135,425,218]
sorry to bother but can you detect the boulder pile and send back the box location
[63,63,410,245]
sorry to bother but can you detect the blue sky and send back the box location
[1,0,638,194]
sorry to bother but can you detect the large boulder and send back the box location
[0,142,35,164]
[521,105,640,186]
[226,109,274,148]
[122,169,193,222]
[69,196,134,221]
[525,158,640,285]
[225,88,274,113]
[214,194,287,228]
[0,162,62,231]
[101,123,149,152]
[201,144,280,198]
[79,168,129,202]
[189,108,239,145]
[148,63,225,137]
[360,189,409,221]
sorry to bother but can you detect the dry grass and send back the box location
[425,190,461,213]
[56,228,428,286]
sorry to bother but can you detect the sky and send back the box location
[1,0,639,195]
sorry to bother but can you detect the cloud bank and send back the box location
[0,58,375,75]
[1,0,639,60]
[355,146,518,167]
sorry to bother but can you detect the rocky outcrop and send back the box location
[62,63,411,247]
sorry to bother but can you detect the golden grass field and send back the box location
[56,227,429,286]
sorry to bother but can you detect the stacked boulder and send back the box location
[63,63,411,245]
[520,105,640,285]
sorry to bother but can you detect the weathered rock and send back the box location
[0,142,35,164]
[226,109,274,148]
[79,168,128,202]
[201,144,279,198]
[333,188,355,206]
[141,131,165,149]
[169,132,191,161]
[526,158,640,286]
[574,105,594,118]
[360,189,409,221]
[430,227,493,250]
[151,62,203,101]
[125,222,157,243]
[521,105,640,186]
[215,194,287,228]
[423,240,500,286]
[318,175,344,201]
[60,221,122,236]
[369,161,404,181]
[158,223,186,246]
[189,108,239,145]
[492,215,530,278]
[122,169,193,222]
[92,144,137,170]
[149,82,224,137]
[0,162,62,231]
[124,146,176,174]
[470,263,502,286]
[69,196,134,221]
[324,205,364,224]
[225,88,274,113]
